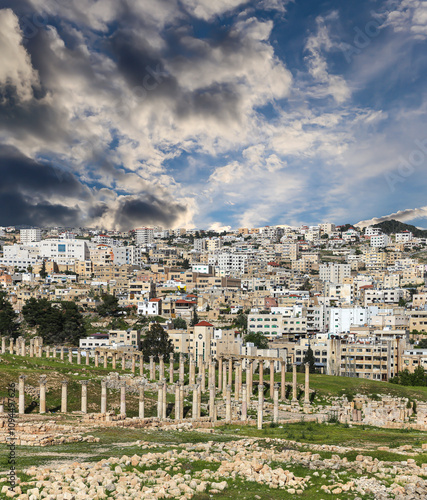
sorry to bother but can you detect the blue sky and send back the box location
[1,0,427,230]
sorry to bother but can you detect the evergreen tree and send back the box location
[0,291,19,338]
[190,309,199,326]
[244,331,268,349]
[173,317,187,329]
[141,323,173,362]
[96,293,120,317]
[233,312,248,333]
[303,346,316,373]
[40,260,47,279]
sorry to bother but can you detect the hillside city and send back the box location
[1,221,427,382]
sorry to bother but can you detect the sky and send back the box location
[1,0,427,231]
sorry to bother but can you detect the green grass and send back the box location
[217,421,427,449]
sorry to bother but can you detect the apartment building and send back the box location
[319,263,351,283]
[38,239,90,263]
[409,311,427,332]
[248,313,307,337]
[109,329,141,349]
[135,227,154,246]
[20,228,41,245]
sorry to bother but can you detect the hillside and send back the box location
[373,219,427,237]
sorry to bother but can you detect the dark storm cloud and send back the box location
[87,203,109,219]
[115,196,188,230]
[0,145,87,226]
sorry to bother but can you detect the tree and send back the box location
[0,291,19,339]
[398,297,407,307]
[232,312,248,333]
[22,298,86,345]
[141,323,173,362]
[173,317,187,329]
[40,260,47,279]
[190,309,199,326]
[244,331,268,349]
[303,346,316,373]
[96,294,120,317]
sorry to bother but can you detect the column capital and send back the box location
[61,380,68,386]
[80,380,89,386]
[19,375,26,381]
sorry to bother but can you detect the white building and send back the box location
[0,244,41,269]
[38,239,90,264]
[370,234,391,248]
[365,227,382,236]
[113,246,143,266]
[135,227,154,246]
[137,298,162,316]
[395,231,413,243]
[319,263,351,283]
[20,228,41,245]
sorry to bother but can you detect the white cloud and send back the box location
[0,9,40,101]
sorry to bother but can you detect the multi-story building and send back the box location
[20,228,41,245]
[319,263,351,283]
[248,313,307,337]
[135,227,154,246]
[409,311,427,333]
[109,329,141,349]
[38,239,90,264]
[371,234,391,248]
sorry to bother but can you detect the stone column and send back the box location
[121,354,126,371]
[209,361,215,391]
[60,347,64,361]
[0,401,4,413]
[20,339,25,357]
[112,352,116,370]
[157,383,163,419]
[269,360,275,398]
[179,354,185,383]
[222,362,227,395]
[1,337,5,354]
[234,363,240,401]
[257,384,264,430]
[189,359,196,386]
[304,362,310,405]
[159,355,164,381]
[201,361,206,392]
[228,358,233,387]
[218,357,223,392]
[292,363,297,402]
[103,352,108,369]
[175,382,180,420]
[101,380,107,414]
[9,338,14,355]
[169,354,174,384]
[259,361,264,386]
[18,375,25,415]
[197,376,202,412]
[61,380,68,413]
[68,349,73,363]
[198,353,203,369]
[139,382,145,419]
[209,383,216,421]
[86,350,90,365]
[238,362,243,396]
[273,384,279,423]
[225,385,232,423]
[81,380,88,414]
[280,361,286,400]
[247,360,253,400]
[179,383,184,419]
[38,344,42,358]
[94,350,99,367]
[149,356,155,380]
[192,384,199,420]
[162,379,167,420]
[29,341,34,358]
[241,384,247,421]
[139,355,143,377]
[131,355,136,375]
[45,346,50,358]
[120,381,126,416]
[77,349,81,365]
[39,377,46,414]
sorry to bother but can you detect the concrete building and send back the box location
[135,227,154,246]
[20,228,41,245]
[319,263,351,283]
